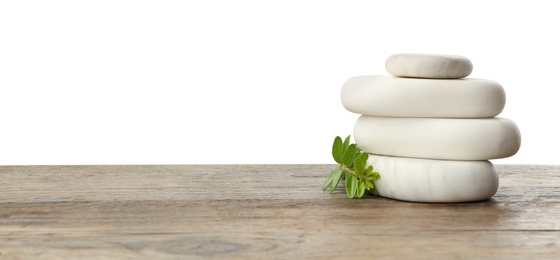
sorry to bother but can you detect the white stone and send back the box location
[341,75,506,118]
[367,154,499,203]
[354,116,521,160]
[386,53,473,79]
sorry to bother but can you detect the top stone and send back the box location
[385,53,473,79]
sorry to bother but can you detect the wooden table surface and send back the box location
[1,165,559,259]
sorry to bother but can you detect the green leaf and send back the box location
[357,152,368,162]
[342,144,356,167]
[322,167,345,192]
[332,136,343,164]
[353,148,362,161]
[354,152,368,175]
[357,180,366,198]
[364,169,373,180]
[363,166,380,181]
[322,169,336,191]
[330,167,344,193]
[364,180,374,189]
[354,156,365,175]
[345,175,357,198]
[322,179,332,191]
[342,135,351,152]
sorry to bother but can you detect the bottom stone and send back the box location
[367,154,499,203]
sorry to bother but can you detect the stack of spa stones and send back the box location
[341,53,521,203]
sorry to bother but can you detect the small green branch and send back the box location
[341,165,358,178]
[323,135,381,199]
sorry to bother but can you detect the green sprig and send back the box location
[322,136,380,199]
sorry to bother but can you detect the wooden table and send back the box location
[1,165,559,259]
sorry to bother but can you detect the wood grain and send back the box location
[1,165,559,259]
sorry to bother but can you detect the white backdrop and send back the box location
[1,0,558,165]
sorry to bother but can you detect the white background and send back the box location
[1,0,558,165]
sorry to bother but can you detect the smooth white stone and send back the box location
[354,116,521,160]
[367,154,499,203]
[341,75,506,118]
[386,53,473,79]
